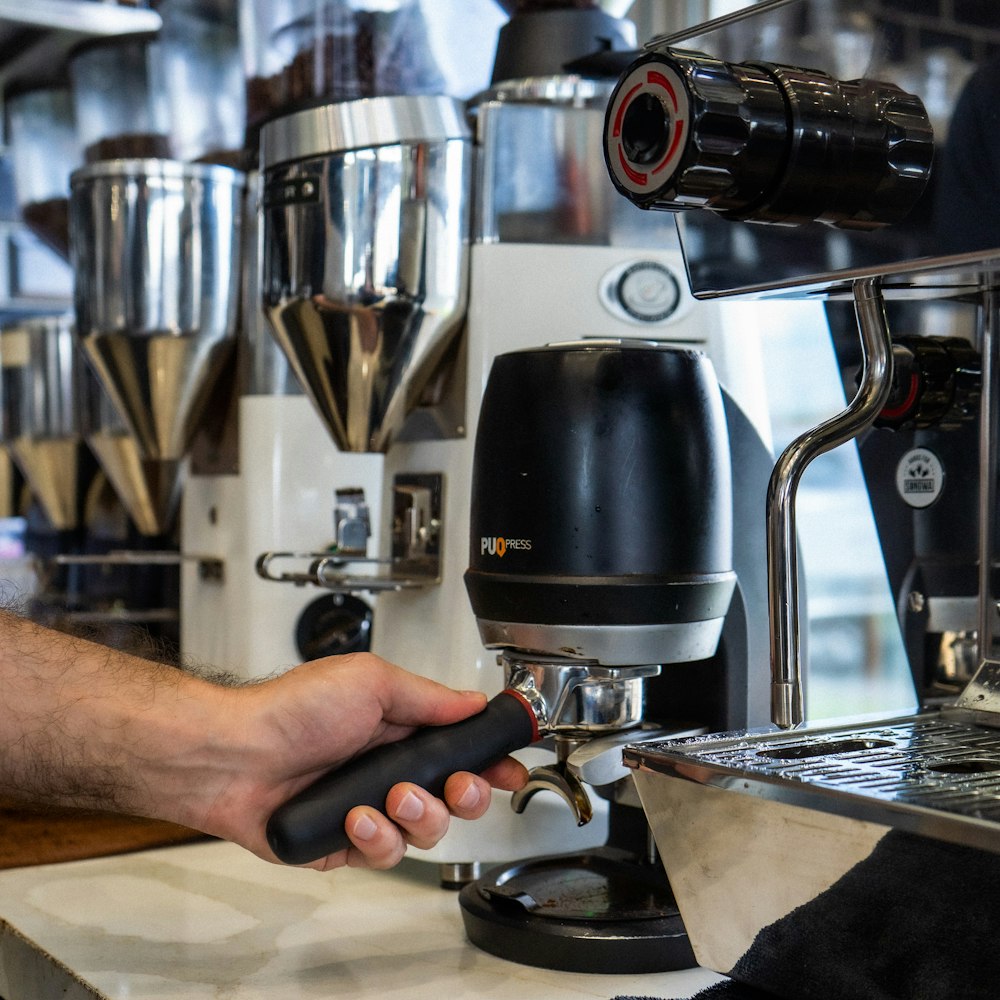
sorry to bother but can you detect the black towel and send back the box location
[614,829,1000,1000]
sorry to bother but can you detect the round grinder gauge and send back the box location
[614,261,681,323]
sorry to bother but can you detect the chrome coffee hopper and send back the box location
[0,316,87,531]
[69,159,245,463]
[253,95,471,592]
[259,96,471,455]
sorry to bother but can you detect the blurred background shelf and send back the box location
[0,1,160,91]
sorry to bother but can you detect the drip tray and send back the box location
[624,710,1000,854]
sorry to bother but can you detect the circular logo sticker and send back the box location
[895,448,944,509]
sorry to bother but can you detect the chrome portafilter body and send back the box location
[502,651,660,735]
[500,650,662,825]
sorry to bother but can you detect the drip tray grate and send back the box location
[624,711,1000,852]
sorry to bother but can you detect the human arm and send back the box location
[0,609,527,871]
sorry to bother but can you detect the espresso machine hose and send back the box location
[266,691,540,865]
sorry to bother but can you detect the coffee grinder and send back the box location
[363,0,777,880]
[67,17,247,661]
[250,1,630,871]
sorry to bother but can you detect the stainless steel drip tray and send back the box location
[624,709,1000,855]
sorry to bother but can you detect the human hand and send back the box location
[192,653,529,871]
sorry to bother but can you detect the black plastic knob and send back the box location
[604,47,933,230]
[874,336,981,430]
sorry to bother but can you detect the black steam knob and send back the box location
[874,336,981,430]
[603,47,933,230]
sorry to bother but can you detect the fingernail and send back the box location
[351,815,378,841]
[394,791,424,822]
[456,782,481,810]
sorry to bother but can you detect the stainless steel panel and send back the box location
[628,725,1000,992]
[625,711,1000,857]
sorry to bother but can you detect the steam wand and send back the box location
[767,276,894,727]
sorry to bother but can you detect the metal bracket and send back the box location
[254,473,444,594]
[954,659,1000,726]
[54,550,224,582]
[254,550,437,593]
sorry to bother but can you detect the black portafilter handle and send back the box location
[266,691,540,865]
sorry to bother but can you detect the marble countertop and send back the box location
[0,840,725,1000]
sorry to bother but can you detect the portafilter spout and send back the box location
[500,651,660,825]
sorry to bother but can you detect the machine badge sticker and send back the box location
[480,537,532,557]
[263,175,321,208]
[896,448,944,509]
[605,61,689,196]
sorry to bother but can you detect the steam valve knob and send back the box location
[604,47,933,229]
[874,336,981,430]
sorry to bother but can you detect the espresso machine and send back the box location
[582,2,1000,994]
